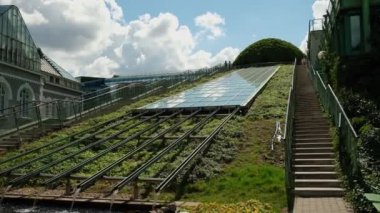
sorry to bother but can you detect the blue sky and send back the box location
[3,0,327,77]
[119,0,315,54]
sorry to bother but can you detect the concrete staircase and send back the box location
[293,65,344,197]
[0,121,62,153]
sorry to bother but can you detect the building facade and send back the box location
[0,5,82,116]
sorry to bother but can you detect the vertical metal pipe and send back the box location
[362,0,371,52]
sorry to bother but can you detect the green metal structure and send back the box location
[0,5,40,72]
[321,0,380,56]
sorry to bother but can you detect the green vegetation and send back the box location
[0,70,231,184]
[182,65,293,212]
[0,65,293,212]
[233,38,304,66]
[184,199,274,213]
[337,91,380,212]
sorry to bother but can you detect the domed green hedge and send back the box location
[233,38,304,66]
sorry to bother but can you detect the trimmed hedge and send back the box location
[233,38,304,66]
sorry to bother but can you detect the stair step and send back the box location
[295,134,331,139]
[294,142,332,148]
[295,126,330,131]
[295,117,328,121]
[295,121,328,125]
[294,187,344,197]
[295,129,329,134]
[294,171,338,179]
[294,158,335,165]
[295,138,331,143]
[294,165,335,172]
[293,148,333,153]
[295,123,329,127]
[296,108,322,111]
[295,179,342,187]
[294,152,334,159]
[294,113,326,120]
[296,112,324,115]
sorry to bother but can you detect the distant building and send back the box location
[0,5,82,115]
[309,0,380,65]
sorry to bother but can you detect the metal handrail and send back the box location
[311,66,357,137]
[327,86,358,137]
[283,58,297,212]
[308,64,359,182]
[283,58,297,139]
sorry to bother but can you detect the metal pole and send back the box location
[362,0,371,52]
[34,101,43,132]
[12,107,22,145]
[56,100,63,128]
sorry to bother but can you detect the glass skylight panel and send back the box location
[142,66,279,109]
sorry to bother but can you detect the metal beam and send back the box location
[110,108,220,194]
[155,107,240,192]
[10,173,163,183]
[0,112,132,165]
[75,109,202,193]
[0,111,147,176]
[6,111,164,187]
[139,135,207,140]
[43,110,182,186]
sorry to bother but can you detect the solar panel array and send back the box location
[142,66,279,109]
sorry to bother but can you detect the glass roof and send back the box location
[41,53,78,82]
[142,66,279,109]
[0,5,40,72]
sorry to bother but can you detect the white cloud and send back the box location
[4,0,239,77]
[105,0,123,21]
[299,33,309,53]
[195,12,225,40]
[299,0,329,53]
[20,9,48,25]
[83,56,119,78]
[312,0,329,19]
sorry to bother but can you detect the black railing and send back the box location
[283,59,297,211]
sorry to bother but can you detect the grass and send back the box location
[182,65,294,212]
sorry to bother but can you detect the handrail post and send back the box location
[56,100,63,128]
[34,101,42,131]
[72,100,77,120]
[12,107,22,145]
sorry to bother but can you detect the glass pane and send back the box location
[142,66,279,109]
[350,15,361,51]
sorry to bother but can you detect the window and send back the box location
[0,84,5,114]
[49,76,54,83]
[20,88,30,117]
[350,15,361,51]
[55,78,60,84]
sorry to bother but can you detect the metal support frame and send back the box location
[43,110,182,187]
[0,112,132,165]
[6,111,164,187]
[155,107,239,192]
[74,109,202,193]
[0,111,148,177]
[109,108,220,194]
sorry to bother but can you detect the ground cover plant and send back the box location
[181,65,293,212]
[0,65,293,212]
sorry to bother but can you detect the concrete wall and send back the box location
[0,62,81,111]
[309,30,324,68]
